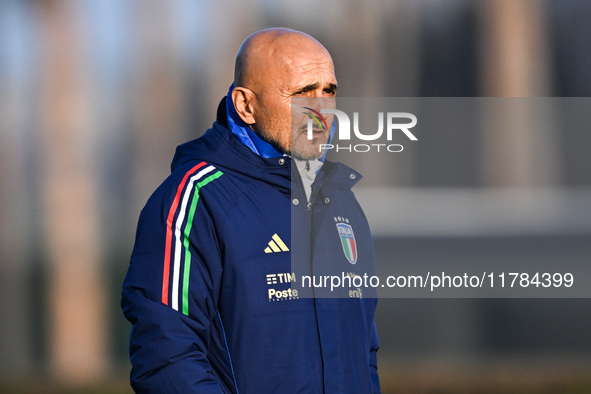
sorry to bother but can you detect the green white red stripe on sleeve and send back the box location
[161,161,223,315]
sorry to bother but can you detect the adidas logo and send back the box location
[264,234,290,253]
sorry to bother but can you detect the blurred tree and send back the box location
[478,0,560,187]
[38,0,107,383]
[0,0,36,376]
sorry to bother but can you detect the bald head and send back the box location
[234,28,332,90]
[231,28,337,159]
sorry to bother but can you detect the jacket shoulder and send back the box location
[153,160,236,212]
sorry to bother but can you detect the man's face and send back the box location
[251,45,337,160]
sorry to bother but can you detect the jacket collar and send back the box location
[225,84,284,159]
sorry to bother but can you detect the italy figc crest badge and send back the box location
[335,217,357,264]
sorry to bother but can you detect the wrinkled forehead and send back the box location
[235,30,336,92]
[264,41,335,83]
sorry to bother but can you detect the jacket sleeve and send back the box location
[369,318,381,393]
[121,174,227,393]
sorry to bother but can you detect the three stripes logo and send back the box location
[264,233,290,254]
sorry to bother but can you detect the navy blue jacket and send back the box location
[122,100,380,393]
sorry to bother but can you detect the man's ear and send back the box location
[231,87,256,125]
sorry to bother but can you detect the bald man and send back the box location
[122,28,381,393]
